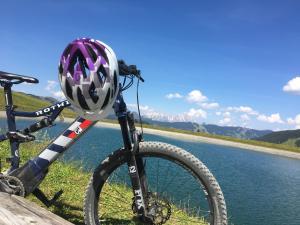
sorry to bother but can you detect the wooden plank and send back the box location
[0,192,73,225]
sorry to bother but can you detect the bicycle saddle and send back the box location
[0,71,39,84]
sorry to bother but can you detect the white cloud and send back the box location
[219,117,231,125]
[45,80,57,91]
[216,111,222,116]
[218,110,232,126]
[53,91,65,100]
[257,113,284,124]
[223,112,231,117]
[128,104,167,121]
[283,77,300,95]
[186,90,208,104]
[227,106,258,115]
[201,102,219,109]
[185,108,207,119]
[240,114,250,121]
[45,80,65,100]
[287,114,300,129]
[127,104,207,122]
[274,127,284,131]
[165,93,183,99]
[287,118,295,125]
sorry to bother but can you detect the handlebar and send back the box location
[118,60,145,82]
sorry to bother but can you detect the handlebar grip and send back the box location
[118,60,145,82]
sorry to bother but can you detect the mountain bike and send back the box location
[0,62,227,225]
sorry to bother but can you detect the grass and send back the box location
[0,140,89,224]
[0,89,76,118]
[0,88,299,154]
[283,138,300,147]
[0,141,208,225]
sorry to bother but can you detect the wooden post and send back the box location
[0,192,73,225]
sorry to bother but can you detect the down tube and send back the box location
[11,117,96,194]
[38,117,96,165]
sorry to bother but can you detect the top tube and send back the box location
[12,100,71,118]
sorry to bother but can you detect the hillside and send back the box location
[255,129,300,147]
[200,124,271,139]
[0,89,76,118]
[112,115,272,139]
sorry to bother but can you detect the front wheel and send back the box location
[84,141,227,225]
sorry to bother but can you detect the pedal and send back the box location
[33,188,63,207]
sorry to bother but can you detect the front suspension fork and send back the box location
[118,114,149,216]
[114,89,150,219]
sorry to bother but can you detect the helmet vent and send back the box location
[65,80,73,100]
[69,49,90,80]
[101,88,110,110]
[89,82,99,103]
[59,63,63,74]
[93,44,109,64]
[85,45,97,62]
[113,71,118,94]
[77,87,90,110]
[97,65,107,86]
[63,44,72,57]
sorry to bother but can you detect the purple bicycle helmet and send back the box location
[59,38,119,120]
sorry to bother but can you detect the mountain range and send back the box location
[107,114,272,139]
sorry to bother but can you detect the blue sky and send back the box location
[1,0,300,130]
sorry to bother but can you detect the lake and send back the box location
[0,119,300,225]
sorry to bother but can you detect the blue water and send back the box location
[1,119,300,225]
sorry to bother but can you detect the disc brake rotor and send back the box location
[132,192,172,225]
[147,193,171,225]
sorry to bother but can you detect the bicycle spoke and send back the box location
[101,191,130,205]
[100,207,133,218]
[170,215,208,224]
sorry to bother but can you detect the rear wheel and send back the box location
[84,141,227,225]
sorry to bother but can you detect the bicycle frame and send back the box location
[1,81,150,218]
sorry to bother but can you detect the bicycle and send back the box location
[0,62,227,225]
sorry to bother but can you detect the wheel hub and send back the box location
[132,192,171,225]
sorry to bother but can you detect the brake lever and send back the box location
[136,70,145,82]
[118,60,145,82]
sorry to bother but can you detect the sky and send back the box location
[1,0,300,130]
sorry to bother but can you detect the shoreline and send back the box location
[1,113,300,160]
[93,121,300,160]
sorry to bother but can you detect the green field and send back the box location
[0,88,299,153]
